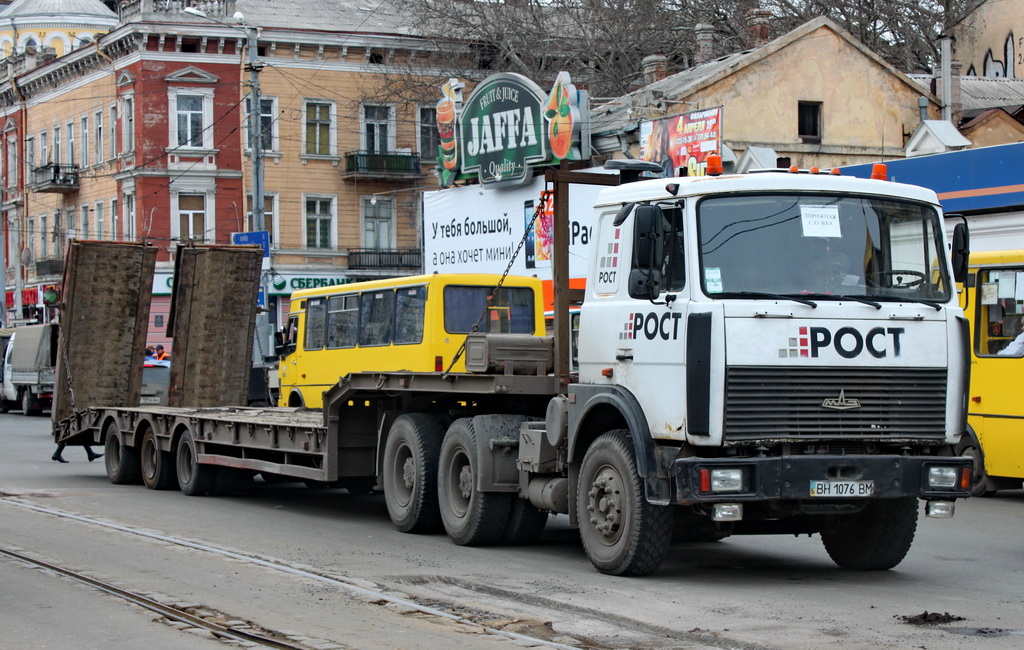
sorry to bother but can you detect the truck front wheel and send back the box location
[383,413,445,533]
[438,418,512,546]
[577,431,672,576]
[821,498,918,570]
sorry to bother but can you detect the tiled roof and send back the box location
[236,0,417,36]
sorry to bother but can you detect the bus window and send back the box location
[360,290,395,346]
[395,287,426,345]
[304,297,326,350]
[976,268,1024,356]
[443,286,536,334]
[327,294,358,349]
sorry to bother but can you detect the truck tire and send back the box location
[821,498,919,570]
[176,430,215,496]
[383,413,445,534]
[502,497,548,545]
[438,418,513,546]
[140,427,176,490]
[577,431,672,576]
[21,390,39,416]
[104,423,141,485]
[955,431,996,497]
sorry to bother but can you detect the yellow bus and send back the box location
[278,273,545,408]
[959,250,1024,495]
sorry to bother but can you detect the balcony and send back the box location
[32,163,80,193]
[342,151,424,181]
[347,248,422,270]
[35,257,65,277]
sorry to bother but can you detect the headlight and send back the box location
[928,466,958,489]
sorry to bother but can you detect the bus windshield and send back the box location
[696,193,951,301]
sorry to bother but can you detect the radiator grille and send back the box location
[724,367,947,440]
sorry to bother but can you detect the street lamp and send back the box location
[183,7,266,233]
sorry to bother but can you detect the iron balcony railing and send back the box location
[35,257,65,277]
[31,163,80,192]
[347,248,421,270]
[344,151,422,177]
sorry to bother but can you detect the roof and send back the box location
[234,0,416,36]
[907,74,1024,112]
[0,0,115,19]
[590,16,927,137]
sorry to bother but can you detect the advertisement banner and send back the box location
[423,174,610,306]
[639,106,723,177]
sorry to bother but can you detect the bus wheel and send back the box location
[438,418,512,546]
[577,431,672,576]
[140,427,176,490]
[104,421,141,485]
[821,498,918,570]
[383,413,445,534]
[176,429,215,496]
[955,432,996,497]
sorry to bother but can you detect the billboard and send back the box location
[639,106,723,177]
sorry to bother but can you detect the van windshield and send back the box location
[696,193,951,301]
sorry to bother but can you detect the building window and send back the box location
[68,206,77,239]
[798,101,821,143]
[246,97,276,152]
[247,194,276,245]
[53,211,64,256]
[362,104,392,153]
[124,194,135,240]
[94,109,103,163]
[95,201,105,240]
[40,131,48,164]
[6,136,16,187]
[175,94,206,148]
[362,197,393,249]
[177,194,207,242]
[81,204,91,239]
[109,104,118,159]
[80,116,89,167]
[40,215,48,259]
[121,96,135,152]
[304,101,333,155]
[305,196,334,249]
[24,136,33,181]
[53,126,61,165]
[67,121,75,166]
[111,197,119,240]
[419,106,439,158]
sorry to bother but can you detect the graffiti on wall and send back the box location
[966,31,1020,78]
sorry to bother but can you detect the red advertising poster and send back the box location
[639,106,722,177]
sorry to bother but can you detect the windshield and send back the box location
[697,193,951,301]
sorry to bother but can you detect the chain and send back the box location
[59,324,75,416]
[444,187,553,375]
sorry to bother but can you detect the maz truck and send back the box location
[54,162,972,576]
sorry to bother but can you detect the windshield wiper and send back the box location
[886,296,943,311]
[789,292,882,310]
[714,291,817,307]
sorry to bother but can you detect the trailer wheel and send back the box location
[140,427,176,490]
[104,423,141,485]
[821,498,919,570]
[383,413,445,533]
[502,497,548,545]
[176,430,215,496]
[577,431,672,576]
[20,389,39,416]
[438,418,513,546]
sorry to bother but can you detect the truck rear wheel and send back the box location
[821,498,918,570]
[577,431,672,576]
[438,418,513,546]
[502,497,548,545]
[140,427,176,490]
[104,422,141,485]
[177,430,215,496]
[21,390,39,416]
[383,413,445,533]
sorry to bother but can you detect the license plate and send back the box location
[140,396,161,404]
[809,480,875,497]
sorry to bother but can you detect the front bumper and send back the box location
[672,454,971,503]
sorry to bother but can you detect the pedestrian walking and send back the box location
[52,444,102,463]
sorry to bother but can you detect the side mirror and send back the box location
[628,204,665,300]
[274,330,287,357]
[951,220,969,284]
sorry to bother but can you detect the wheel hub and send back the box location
[401,457,415,490]
[587,467,622,539]
[458,465,473,499]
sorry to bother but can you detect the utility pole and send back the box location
[246,25,265,233]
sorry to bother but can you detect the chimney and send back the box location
[641,54,669,84]
[950,59,963,125]
[695,23,715,65]
[746,8,772,49]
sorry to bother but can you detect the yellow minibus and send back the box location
[278,273,545,408]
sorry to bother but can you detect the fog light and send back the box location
[712,503,743,521]
[926,501,955,518]
[928,466,958,489]
[711,468,745,492]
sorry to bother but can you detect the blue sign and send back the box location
[232,231,271,257]
[843,143,1024,214]
[257,286,266,308]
